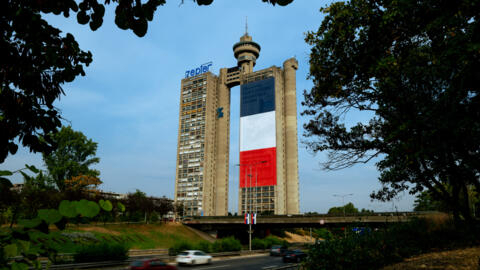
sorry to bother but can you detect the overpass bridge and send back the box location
[182,212,437,238]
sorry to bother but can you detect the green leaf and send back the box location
[17,240,30,253]
[38,209,62,224]
[25,164,39,174]
[33,260,42,269]
[77,10,90,24]
[117,202,126,212]
[18,217,42,228]
[11,262,29,270]
[0,170,13,176]
[28,231,49,242]
[0,177,13,188]
[19,171,29,180]
[132,18,148,37]
[276,0,293,6]
[58,200,77,218]
[99,199,113,211]
[76,199,100,218]
[4,243,18,257]
[196,0,213,5]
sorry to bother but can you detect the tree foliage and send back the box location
[304,218,479,270]
[328,202,359,215]
[304,0,480,225]
[65,175,102,192]
[413,191,446,212]
[0,0,294,164]
[123,190,174,222]
[43,126,100,191]
[414,185,479,213]
[0,168,131,269]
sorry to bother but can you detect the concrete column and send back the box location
[283,58,300,214]
[274,67,286,215]
[203,74,217,216]
[213,68,230,216]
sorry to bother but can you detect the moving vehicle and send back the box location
[176,250,212,265]
[282,250,307,263]
[270,245,287,256]
[130,259,177,270]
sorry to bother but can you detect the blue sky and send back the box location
[2,0,415,213]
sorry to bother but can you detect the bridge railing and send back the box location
[182,211,440,220]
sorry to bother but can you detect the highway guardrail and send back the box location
[15,249,268,269]
[263,263,301,270]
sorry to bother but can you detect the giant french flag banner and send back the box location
[239,77,276,188]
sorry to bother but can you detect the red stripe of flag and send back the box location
[239,147,276,188]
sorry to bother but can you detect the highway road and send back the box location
[177,255,295,270]
[107,254,298,270]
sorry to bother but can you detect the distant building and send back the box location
[95,191,128,200]
[174,31,299,216]
[11,183,24,192]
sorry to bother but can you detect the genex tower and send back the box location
[174,30,299,216]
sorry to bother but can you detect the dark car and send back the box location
[282,250,307,263]
[270,245,287,256]
[130,259,177,270]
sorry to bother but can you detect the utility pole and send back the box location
[231,163,236,215]
[333,193,353,238]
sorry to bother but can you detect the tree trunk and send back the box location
[460,183,475,229]
[452,183,462,228]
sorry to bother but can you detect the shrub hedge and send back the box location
[252,236,289,250]
[73,241,129,262]
[303,218,480,270]
[211,236,242,252]
[168,236,242,255]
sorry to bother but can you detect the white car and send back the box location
[175,250,212,265]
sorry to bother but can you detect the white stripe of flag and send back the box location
[240,111,276,152]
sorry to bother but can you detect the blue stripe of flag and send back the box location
[240,77,275,117]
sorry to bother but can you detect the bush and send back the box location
[251,236,288,250]
[211,236,242,252]
[264,235,287,248]
[168,240,193,255]
[195,241,212,253]
[303,218,480,270]
[252,238,267,250]
[170,237,242,255]
[313,228,333,240]
[74,241,129,263]
[149,213,159,223]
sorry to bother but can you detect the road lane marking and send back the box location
[196,265,231,270]
[262,265,278,269]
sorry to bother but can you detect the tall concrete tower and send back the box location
[174,32,299,216]
[233,33,260,74]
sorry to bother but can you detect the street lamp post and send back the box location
[333,193,353,237]
[235,160,267,251]
[255,169,258,214]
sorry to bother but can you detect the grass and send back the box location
[50,223,205,252]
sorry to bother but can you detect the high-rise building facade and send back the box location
[174,32,299,216]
